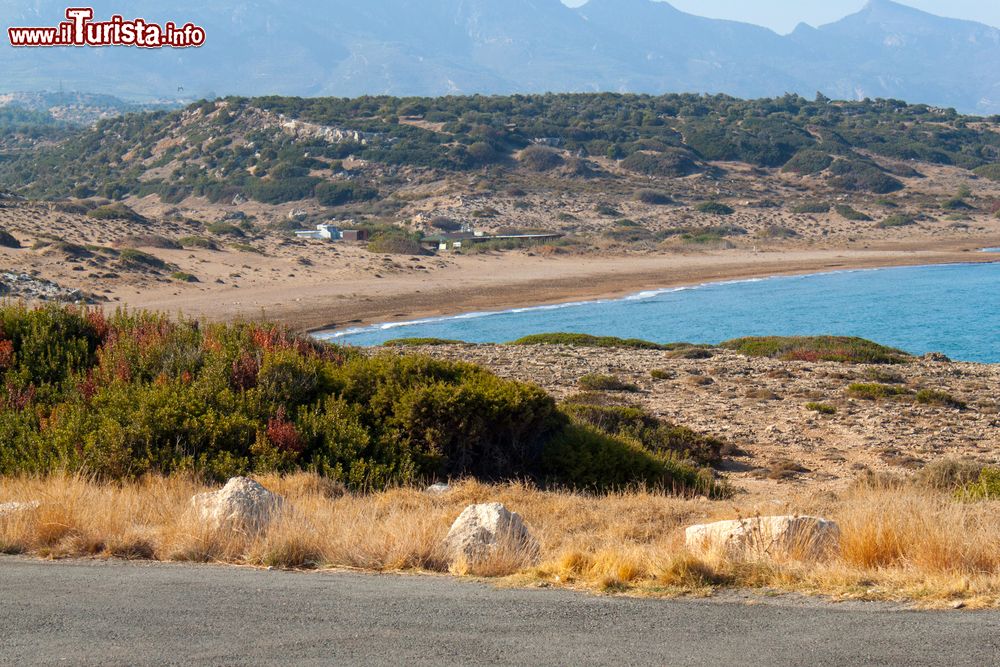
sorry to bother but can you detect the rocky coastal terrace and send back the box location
[393,343,1000,496]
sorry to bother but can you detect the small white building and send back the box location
[294,223,342,241]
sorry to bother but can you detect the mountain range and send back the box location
[0,0,998,114]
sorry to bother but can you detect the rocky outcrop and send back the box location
[190,477,284,533]
[426,483,451,494]
[685,515,840,560]
[444,503,537,564]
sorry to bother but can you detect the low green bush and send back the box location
[915,389,967,410]
[696,202,735,215]
[86,203,147,224]
[973,164,1000,182]
[847,383,913,400]
[722,336,911,364]
[790,201,830,214]
[834,204,873,221]
[561,400,723,466]
[118,248,168,271]
[179,236,220,250]
[541,423,720,496]
[622,149,700,178]
[805,402,837,415]
[756,225,798,239]
[519,145,564,172]
[636,189,674,205]
[958,468,1000,501]
[0,304,716,494]
[382,338,465,347]
[0,228,20,248]
[878,213,916,228]
[510,333,668,350]
[206,222,245,237]
[664,347,714,360]
[578,374,640,393]
[782,150,833,175]
[917,458,983,491]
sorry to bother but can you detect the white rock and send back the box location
[425,483,451,494]
[685,515,840,560]
[444,503,537,563]
[190,477,284,533]
[0,501,40,516]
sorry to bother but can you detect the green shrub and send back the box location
[118,248,168,271]
[561,400,723,466]
[805,402,837,415]
[383,338,465,347]
[917,458,983,491]
[519,145,564,172]
[636,189,674,205]
[594,203,621,217]
[578,374,640,393]
[834,204,872,221]
[847,383,913,400]
[206,222,245,237]
[790,201,830,214]
[828,160,904,194]
[86,203,147,224]
[510,333,668,350]
[696,202,734,215]
[782,150,833,175]
[0,228,20,248]
[958,468,1000,501]
[315,181,378,206]
[179,236,220,250]
[664,347,714,360]
[722,336,911,364]
[541,423,720,496]
[119,234,182,250]
[622,149,700,177]
[878,214,916,228]
[756,225,798,239]
[915,389,967,410]
[941,197,973,211]
[973,164,1000,181]
[0,304,723,494]
[228,242,264,254]
[650,369,672,380]
[429,217,462,232]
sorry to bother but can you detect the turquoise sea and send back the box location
[320,262,1000,363]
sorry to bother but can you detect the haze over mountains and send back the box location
[0,0,998,114]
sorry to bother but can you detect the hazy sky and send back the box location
[561,1,1000,34]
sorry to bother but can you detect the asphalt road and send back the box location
[2,557,1000,666]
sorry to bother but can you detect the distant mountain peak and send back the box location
[0,0,997,114]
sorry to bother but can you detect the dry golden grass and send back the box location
[3,473,1000,607]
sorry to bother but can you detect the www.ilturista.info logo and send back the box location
[8,8,206,48]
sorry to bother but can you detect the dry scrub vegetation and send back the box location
[4,473,1000,608]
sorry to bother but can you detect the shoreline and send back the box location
[309,246,1000,335]
[115,237,1000,333]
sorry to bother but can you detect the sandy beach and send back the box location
[122,238,1000,334]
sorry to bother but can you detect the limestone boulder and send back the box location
[190,477,284,533]
[685,515,840,560]
[444,503,538,564]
